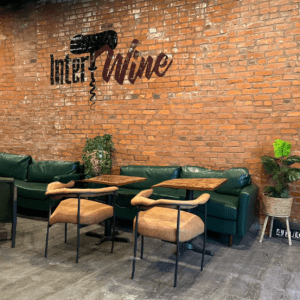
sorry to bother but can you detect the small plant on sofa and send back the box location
[82,134,114,177]
[261,139,300,198]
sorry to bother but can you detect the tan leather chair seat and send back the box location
[134,206,204,243]
[50,198,113,225]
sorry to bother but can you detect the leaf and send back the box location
[285,168,300,182]
[273,139,291,158]
[263,186,278,197]
[280,190,290,198]
[261,156,280,175]
[283,155,300,165]
[82,134,114,176]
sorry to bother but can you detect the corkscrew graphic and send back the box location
[70,30,118,108]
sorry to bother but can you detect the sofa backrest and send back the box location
[28,160,80,183]
[0,152,32,180]
[180,166,251,196]
[120,165,180,189]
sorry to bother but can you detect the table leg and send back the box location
[86,193,130,244]
[185,189,194,200]
[185,189,214,256]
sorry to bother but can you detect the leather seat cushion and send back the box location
[49,198,113,225]
[15,180,48,200]
[134,207,204,243]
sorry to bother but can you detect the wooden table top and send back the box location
[152,178,227,191]
[79,174,147,187]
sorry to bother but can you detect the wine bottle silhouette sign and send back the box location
[70,30,118,107]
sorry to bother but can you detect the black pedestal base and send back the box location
[184,242,214,256]
[86,230,130,245]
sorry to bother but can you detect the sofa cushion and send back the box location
[152,188,238,221]
[180,166,251,196]
[120,166,180,189]
[194,191,238,221]
[28,160,80,183]
[0,152,31,180]
[152,187,183,200]
[15,179,48,200]
[116,187,143,207]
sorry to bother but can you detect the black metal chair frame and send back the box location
[131,201,207,287]
[45,191,117,263]
[0,177,17,248]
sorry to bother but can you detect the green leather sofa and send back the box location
[114,165,259,245]
[0,152,85,212]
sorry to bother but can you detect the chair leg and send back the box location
[111,213,116,253]
[174,206,181,288]
[76,196,81,263]
[141,235,144,259]
[65,223,67,243]
[45,205,52,258]
[11,192,17,248]
[201,201,207,271]
[45,224,50,258]
[111,191,116,253]
[131,210,139,280]
[229,235,233,247]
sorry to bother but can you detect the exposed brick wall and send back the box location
[0,0,300,223]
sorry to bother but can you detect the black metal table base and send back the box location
[86,230,130,245]
[184,242,214,256]
[185,189,214,256]
[96,236,130,245]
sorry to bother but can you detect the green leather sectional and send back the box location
[0,153,258,244]
[0,152,85,211]
[114,165,259,244]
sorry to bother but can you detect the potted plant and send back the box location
[260,139,300,216]
[82,134,114,178]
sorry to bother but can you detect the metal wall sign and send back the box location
[272,218,300,240]
[50,31,173,107]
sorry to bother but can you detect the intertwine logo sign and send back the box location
[50,30,173,107]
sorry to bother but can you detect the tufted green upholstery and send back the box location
[0,153,85,213]
[115,165,259,243]
[0,153,31,181]
[15,180,48,200]
[151,188,238,221]
[0,177,17,247]
[28,160,80,183]
[120,166,180,190]
[180,166,251,197]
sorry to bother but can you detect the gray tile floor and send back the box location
[0,216,299,300]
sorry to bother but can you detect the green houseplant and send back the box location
[82,134,114,177]
[261,139,300,217]
[261,139,300,198]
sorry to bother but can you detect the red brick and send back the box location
[1,0,300,222]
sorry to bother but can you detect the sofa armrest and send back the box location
[53,173,85,183]
[236,184,259,237]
